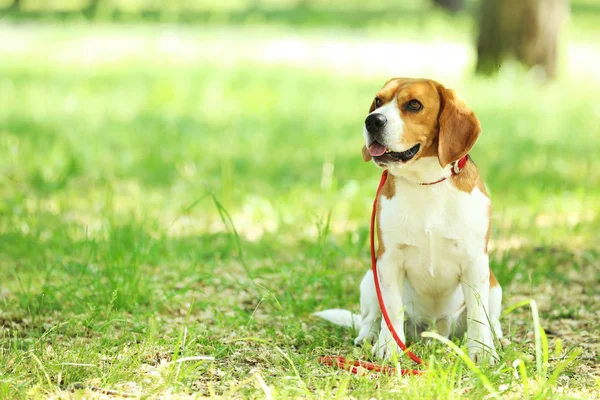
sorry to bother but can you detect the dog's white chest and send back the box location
[378,179,489,299]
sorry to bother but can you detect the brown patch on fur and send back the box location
[362,145,372,162]
[489,268,499,288]
[436,87,481,168]
[451,160,493,253]
[380,173,395,199]
[375,174,396,258]
[376,79,403,104]
[419,138,439,158]
[476,177,492,254]
[453,162,497,286]
[391,79,443,160]
[450,158,479,193]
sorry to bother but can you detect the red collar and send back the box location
[419,154,469,186]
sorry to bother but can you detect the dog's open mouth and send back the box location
[369,142,421,162]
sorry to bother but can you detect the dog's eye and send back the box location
[375,97,382,108]
[406,99,423,112]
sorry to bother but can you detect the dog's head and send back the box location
[362,78,480,171]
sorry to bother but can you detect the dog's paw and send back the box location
[354,330,377,346]
[373,330,404,360]
[468,339,499,365]
[354,319,380,346]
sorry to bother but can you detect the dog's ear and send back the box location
[436,86,481,168]
[362,145,372,162]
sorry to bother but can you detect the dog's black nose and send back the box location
[365,113,387,133]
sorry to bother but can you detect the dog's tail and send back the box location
[313,309,362,330]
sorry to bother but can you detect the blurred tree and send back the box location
[476,0,568,81]
[83,0,99,19]
[9,0,21,10]
[432,0,466,13]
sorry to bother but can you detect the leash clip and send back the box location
[451,154,469,176]
[452,161,462,175]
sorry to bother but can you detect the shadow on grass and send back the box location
[3,212,597,323]
[491,245,598,285]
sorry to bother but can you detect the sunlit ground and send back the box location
[1,24,600,82]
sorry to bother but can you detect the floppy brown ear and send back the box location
[362,145,372,162]
[437,87,481,168]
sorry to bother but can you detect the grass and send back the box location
[0,19,599,399]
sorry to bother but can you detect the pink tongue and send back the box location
[368,142,387,157]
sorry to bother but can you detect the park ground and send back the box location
[0,3,599,398]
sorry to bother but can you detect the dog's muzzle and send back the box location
[365,113,387,135]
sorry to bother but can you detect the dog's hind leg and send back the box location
[489,283,503,339]
[354,270,381,345]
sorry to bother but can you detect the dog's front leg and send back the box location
[354,270,381,346]
[373,251,405,360]
[461,254,498,363]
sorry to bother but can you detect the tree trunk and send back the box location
[432,0,466,13]
[83,0,99,19]
[476,0,568,81]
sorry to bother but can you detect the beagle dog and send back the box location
[315,78,502,363]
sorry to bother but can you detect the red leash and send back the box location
[318,355,423,376]
[370,170,425,368]
[318,169,426,376]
